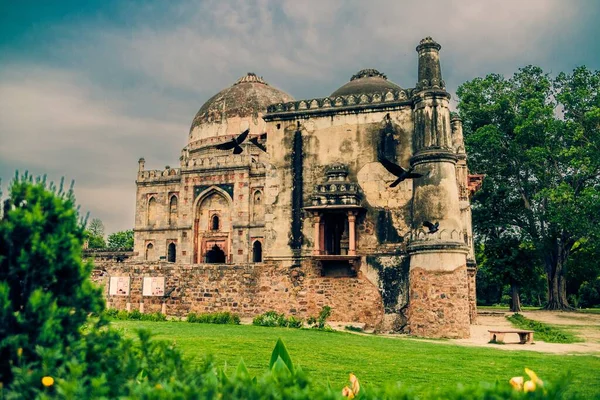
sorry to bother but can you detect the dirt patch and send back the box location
[451,311,600,354]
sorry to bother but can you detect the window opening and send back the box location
[253,241,263,263]
[168,243,176,263]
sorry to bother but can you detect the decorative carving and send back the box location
[266,88,412,115]
[350,68,387,81]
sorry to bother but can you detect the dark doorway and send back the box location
[168,243,176,263]
[205,244,226,263]
[253,241,262,263]
[323,213,347,255]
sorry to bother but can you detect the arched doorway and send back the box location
[252,240,262,263]
[194,188,232,264]
[205,244,226,263]
[168,242,176,263]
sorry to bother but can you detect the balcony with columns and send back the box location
[304,164,363,275]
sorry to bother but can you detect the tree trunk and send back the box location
[510,282,522,312]
[544,239,574,310]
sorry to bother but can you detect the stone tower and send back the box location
[407,37,471,338]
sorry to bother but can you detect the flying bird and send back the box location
[215,129,249,154]
[249,132,268,152]
[423,221,439,234]
[379,157,423,187]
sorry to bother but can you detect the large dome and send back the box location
[189,73,294,140]
[331,69,401,97]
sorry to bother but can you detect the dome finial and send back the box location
[350,69,387,81]
[234,72,268,85]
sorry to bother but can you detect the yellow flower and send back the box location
[41,376,54,387]
[509,376,524,390]
[17,348,23,357]
[525,368,544,386]
[155,383,163,390]
[524,380,536,392]
[349,373,360,395]
[342,386,355,399]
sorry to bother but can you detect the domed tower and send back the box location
[135,73,293,265]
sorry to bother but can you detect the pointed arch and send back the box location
[147,196,158,226]
[169,195,178,225]
[168,242,176,263]
[252,189,264,222]
[145,242,155,260]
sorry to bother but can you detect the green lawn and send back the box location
[111,321,600,398]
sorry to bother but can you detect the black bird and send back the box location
[423,221,439,234]
[249,132,267,152]
[379,157,423,187]
[163,287,178,299]
[215,129,249,154]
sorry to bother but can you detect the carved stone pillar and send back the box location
[313,213,321,255]
[348,212,357,256]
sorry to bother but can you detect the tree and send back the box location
[85,217,106,249]
[457,66,600,310]
[0,174,105,384]
[107,229,134,250]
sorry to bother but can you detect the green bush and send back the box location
[506,313,578,343]
[103,308,167,322]
[253,311,305,328]
[0,174,105,386]
[187,311,240,325]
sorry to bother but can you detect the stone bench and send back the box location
[488,330,534,344]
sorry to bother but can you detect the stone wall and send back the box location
[92,258,384,328]
[407,266,470,338]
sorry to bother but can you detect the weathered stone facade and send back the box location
[94,37,478,338]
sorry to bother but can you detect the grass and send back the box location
[111,321,600,398]
[506,313,580,343]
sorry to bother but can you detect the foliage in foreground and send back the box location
[506,313,578,343]
[3,330,573,399]
[187,311,241,325]
[0,174,105,385]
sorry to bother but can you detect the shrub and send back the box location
[103,308,167,322]
[187,311,240,324]
[0,174,105,386]
[253,311,304,328]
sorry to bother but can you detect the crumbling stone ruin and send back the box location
[92,37,479,338]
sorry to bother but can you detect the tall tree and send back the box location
[86,217,106,249]
[457,66,600,310]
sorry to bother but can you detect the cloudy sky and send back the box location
[1,0,599,234]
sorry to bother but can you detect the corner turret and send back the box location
[416,37,445,90]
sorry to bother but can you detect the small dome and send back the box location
[330,69,401,97]
[190,73,294,133]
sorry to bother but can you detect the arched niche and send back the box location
[252,189,265,222]
[147,197,158,226]
[145,242,155,260]
[169,195,178,225]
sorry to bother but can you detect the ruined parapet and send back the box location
[407,37,470,339]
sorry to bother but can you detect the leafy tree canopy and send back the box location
[107,229,134,250]
[457,65,600,310]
